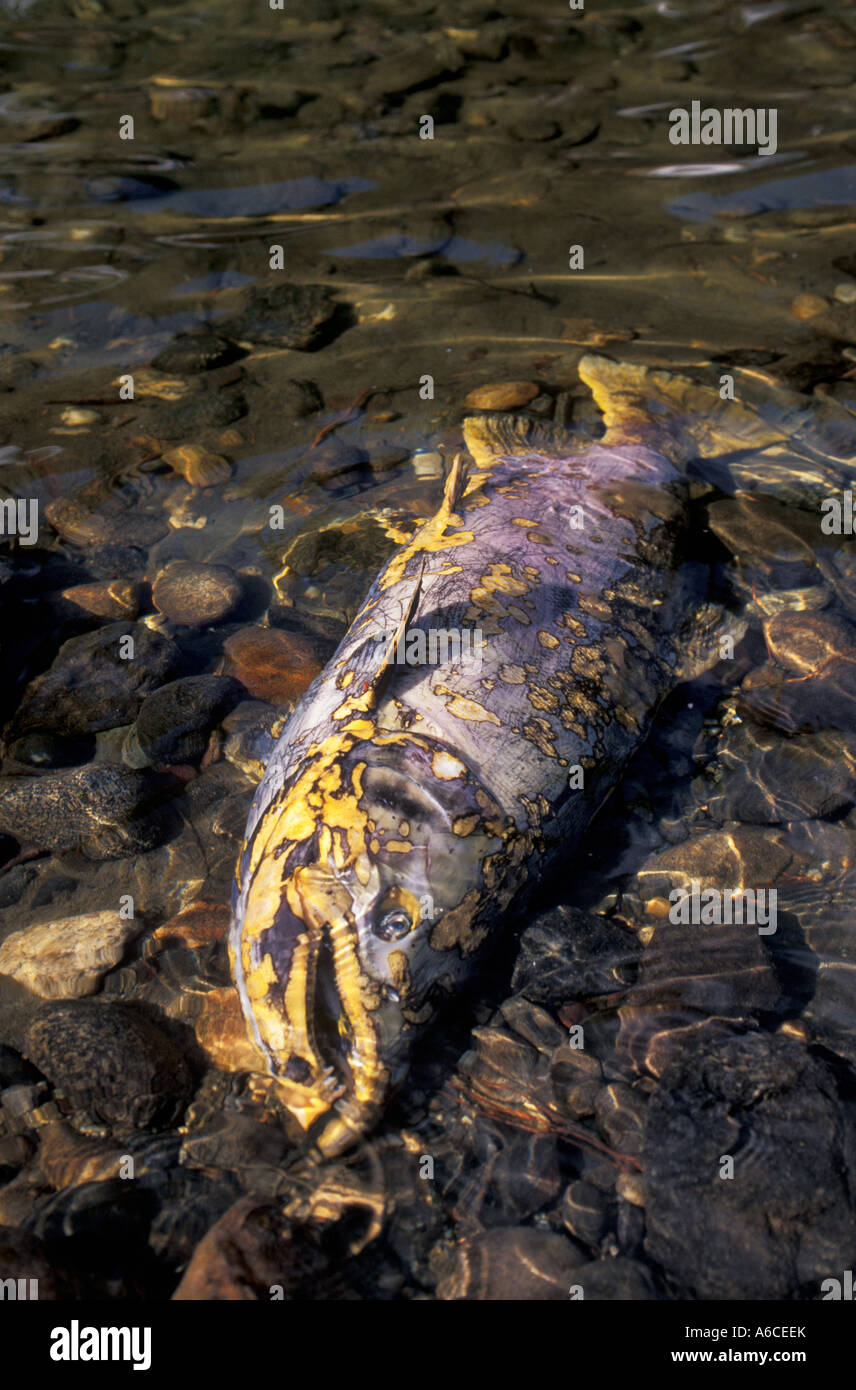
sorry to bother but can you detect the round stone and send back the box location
[152,561,242,624]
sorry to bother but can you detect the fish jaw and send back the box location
[237,856,399,1141]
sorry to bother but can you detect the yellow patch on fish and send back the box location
[537,630,560,649]
[445,694,501,726]
[453,814,479,836]
[429,888,486,954]
[499,664,527,684]
[333,687,375,721]
[431,749,467,780]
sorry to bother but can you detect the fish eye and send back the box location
[375,908,412,941]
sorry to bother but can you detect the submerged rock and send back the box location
[0,910,143,999]
[464,382,540,410]
[512,904,640,1004]
[570,1256,659,1300]
[764,610,856,676]
[699,721,856,824]
[173,1196,359,1300]
[222,627,323,703]
[0,764,179,859]
[218,284,343,351]
[122,675,243,768]
[6,733,95,770]
[9,623,177,737]
[60,580,143,621]
[0,1225,81,1299]
[152,561,242,625]
[435,1227,585,1300]
[20,1001,194,1132]
[644,1031,856,1299]
[152,331,238,375]
[161,444,233,488]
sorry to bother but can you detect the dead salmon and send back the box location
[229,354,748,1156]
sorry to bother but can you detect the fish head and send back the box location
[233,733,510,1156]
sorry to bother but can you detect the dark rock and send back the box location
[217,284,343,350]
[30,874,78,909]
[0,1225,81,1299]
[180,1110,291,1178]
[738,658,856,733]
[280,379,323,417]
[9,623,178,737]
[221,699,288,781]
[595,1082,647,1157]
[617,907,782,1076]
[550,1045,603,1118]
[436,1227,585,1300]
[512,904,640,1004]
[152,561,242,625]
[308,437,369,484]
[30,1178,157,1249]
[211,791,254,841]
[151,330,239,374]
[637,824,793,902]
[765,610,856,675]
[0,865,37,908]
[644,1031,856,1299]
[560,1179,611,1247]
[7,732,96,769]
[700,722,856,823]
[363,40,464,103]
[616,1199,645,1257]
[706,494,817,571]
[173,1195,357,1300]
[148,1171,239,1272]
[86,544,148,580]
[22,1001,194,1131]
[0,1044,43,1090]
[144,389,247,441]
[43,497,116,547]
[0,764,179,859]
[571,1256,659,1300]
[123,675,244,767]
[45,497,167,550]
[0,1133,33,1182]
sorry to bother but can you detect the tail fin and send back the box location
[464,355,847,477]
[578,354,788,459]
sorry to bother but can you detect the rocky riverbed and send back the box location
[1,0,856,1300]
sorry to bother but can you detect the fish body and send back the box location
[230,356,704,1154]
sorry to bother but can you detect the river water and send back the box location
[1,0,856,1303]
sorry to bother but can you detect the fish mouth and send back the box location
[260,864,390,1145]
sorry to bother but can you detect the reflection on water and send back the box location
[0,0,856,1304]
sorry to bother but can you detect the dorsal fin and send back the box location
[336,556,426,718]
[380,554,424,673]
[442,450,468,513]
[577,353,789,460]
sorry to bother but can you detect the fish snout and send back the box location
[255,863,393,1145]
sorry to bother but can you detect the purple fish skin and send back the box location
[230,357,697,1154]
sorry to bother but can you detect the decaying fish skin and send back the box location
[229,354,726,1157]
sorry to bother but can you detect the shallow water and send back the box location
[1,0,856,1304]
